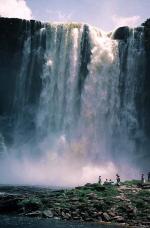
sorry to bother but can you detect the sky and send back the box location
[0,0,150,31]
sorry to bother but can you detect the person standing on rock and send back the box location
[98,176,102,185]
[148,172,150,182]
[116,174,121,186]
[141,173,145,185]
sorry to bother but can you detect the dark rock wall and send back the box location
[142,20,150,138]
[0,18,44,142]
[0,18,43,116]
[113,21,150,166]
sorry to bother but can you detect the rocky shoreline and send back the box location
[0,181,149,227]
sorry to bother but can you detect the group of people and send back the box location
[98,174,121,186]
[141,172,150,184]
[98,172,150,186]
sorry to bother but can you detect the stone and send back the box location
[102,212,110,221]
[42,209,53,218]
[72,216,80,220]
[61,212,71,220]
[54,202,61,206]
[113,216,125,223]
[70,197,79,202]
[65,213,71,219]
[90,211,99,218]
[142,19,150,27]
[72,211,79,217]
[25,211,41,217]
[113,26,130,40]
[54,217,60,220]
[87,192,98,199]
[84,217,94,222]
[108,211,116,217]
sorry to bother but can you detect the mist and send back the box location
[0,130,140,187]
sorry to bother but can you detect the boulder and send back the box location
[113,216,125,223]
[42,209,53,218]
[102,212,110,221]
[113,26,130,40]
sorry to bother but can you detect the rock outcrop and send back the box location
[0,182,149,227]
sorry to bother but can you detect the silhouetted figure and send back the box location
[109,179,114,185]
[148,172,150,182]
[104,179,109,185]
[98,176,102,185]
[141,173,145,185]
[116,174,121,186]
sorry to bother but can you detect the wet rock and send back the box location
[0,182,149,227]
[70,197,79,202]
[102,212,110,221]
[42,209,53,218]
[72,216,81,220]
[61,212,71,220]
[84,183,92,187]
[113,216,125,223]
[63,208,70,213]
[141,221,150,226]
[54,202,61,206]
[90,211,99,218]
[126,205,137,215]
[65,213,71,219]
[25,211,41,217]
[54,216,60,220]
[80,212,87,216]
[113,26,130,40]
[71,211,78,217]
[87,192,98,199]
[107,211,116,217]
[84,217,94,222]
[142,19,150,27]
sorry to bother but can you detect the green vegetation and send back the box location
[66,184,119,199]
[18,197,43,211]
[137,189,150,198]
[3,182,149,227]
[122,179,140,186]
[132,198,146,209]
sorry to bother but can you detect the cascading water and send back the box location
[0,19,148,186]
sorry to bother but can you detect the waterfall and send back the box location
[117,27,146,163]
[0,133,7,157]
[36,24,83,138]
[11,24,146,163]
[34,24,121,163]
[0,19,148,185]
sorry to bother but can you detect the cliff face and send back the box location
[113,22,150,166]
[0,18,44,142]
[0,18,43,116]
[142,19,150,138]
[0,18,42,115]
[0,17,150,169]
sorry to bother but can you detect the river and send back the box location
[0,215,122,228]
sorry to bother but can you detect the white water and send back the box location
[0,24,145,186]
